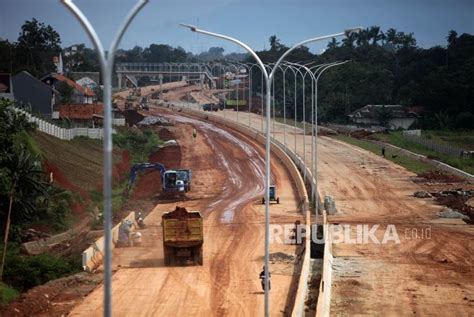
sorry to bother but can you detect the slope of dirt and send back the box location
[34,132,123,192]
[68,107,304,316]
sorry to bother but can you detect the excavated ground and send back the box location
[68,106,304,316]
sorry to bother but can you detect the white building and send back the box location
[348,105,418,130]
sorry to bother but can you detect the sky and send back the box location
[1,0,473,55]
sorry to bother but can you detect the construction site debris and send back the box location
[20,228,50,243]
[418,170,465,183]
[269,252,295,264]
[414,191,433,198]
[324,195,338,215]
[439,208,470,221]
[137,116,173,126]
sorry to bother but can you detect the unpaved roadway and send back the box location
[182,105,474,316]
[69,107,304,316]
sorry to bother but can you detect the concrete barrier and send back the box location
[82,212,136,272]
[174,106,315,316]
[315,212,334,317]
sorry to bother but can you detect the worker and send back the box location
[192,128,197,138]
[381,146,386,157]
[259,266,271,291]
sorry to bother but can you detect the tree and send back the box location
[375,106,394,127]
[269,35,283,51]
[16,19,61,76]
[57,81,74,104]
[447,30,458,48]
[327,38,339,49]
[0,147,47,281]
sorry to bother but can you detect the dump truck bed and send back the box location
[162,207,204,265]
[162,212,203,245]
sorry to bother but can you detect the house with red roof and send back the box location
[42,73,95,104]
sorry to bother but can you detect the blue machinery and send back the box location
[127,162,192,194]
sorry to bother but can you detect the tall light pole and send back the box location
[61,1,148,316]
[180,24,361,317]
[312,60,350,213]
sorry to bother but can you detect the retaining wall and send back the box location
[81,212,136,272]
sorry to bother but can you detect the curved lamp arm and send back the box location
[60,2,148,317]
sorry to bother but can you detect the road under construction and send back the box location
[67,80,473,316]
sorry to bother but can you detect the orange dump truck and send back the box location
[162,206,203,266]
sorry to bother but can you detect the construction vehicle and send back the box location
[262,185,280,204]
[202,103,218,112]
[125,163,192,196]
[162,206,203,265]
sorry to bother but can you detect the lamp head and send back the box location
[344,27,363,36]
[179,23,197,32]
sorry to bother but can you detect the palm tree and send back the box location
[0,147,48,281]
[447,30,457,48]
[342,31,357,48]
[327,38,339,50]
[356,28,370,46]
[369,26,382,45]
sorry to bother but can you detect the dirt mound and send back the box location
[122,109,144,126]
[418,170,464,183]
[112,150,131,184]
[0,273,102,317]
[435,195,474,223]
[158,127,174,141]
[349,130,373,139]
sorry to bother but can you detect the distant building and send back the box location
[69,72,100,89]
[42,73,95,104]
[0,74,14,101]
[58,103,124,127]
[12,71,57,118]
[348,105,418,130]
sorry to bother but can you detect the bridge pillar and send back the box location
[159,74,163,98]
[200,74,205,89]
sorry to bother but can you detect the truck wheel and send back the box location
[164,247,170,266]
[277,197,280,204]
[198,251,203,266]
[262,198,265,205]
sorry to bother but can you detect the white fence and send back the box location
[15,108,115,140]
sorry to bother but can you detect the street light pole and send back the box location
[312,60,350,214]
[61,1,148,316]
[180,24,361,317]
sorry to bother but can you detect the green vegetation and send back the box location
[251,28,473,131]
[0,282,19,305]
[374,131,474,174]
[1,245,80,292]
[114,127,161,163]
[422,130,474,150]
[0,100,76,287]
[333,135,432,174]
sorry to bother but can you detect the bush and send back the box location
[0,282,19,305]
[455,112,474,130]
[2,246,80,291]
[113,127,161,162]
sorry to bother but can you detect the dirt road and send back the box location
[185,108,473,316]
[317,137,474,316]
[69,107,303,316]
